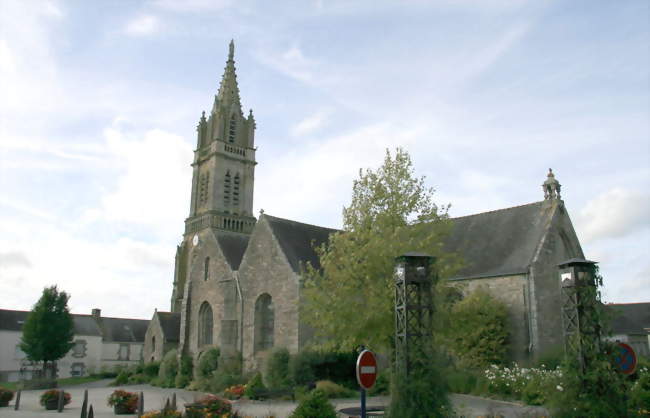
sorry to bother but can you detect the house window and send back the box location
[198,302,213,346]
[228,115,236,143]
[70,363,85,377]
[72,340,87,358]
[14,345,26,360]
[118,344,130,361]
[254,293,274,352]
[204,257,210,281]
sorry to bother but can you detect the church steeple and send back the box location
[215,39,242,116]
[185,41,257,236]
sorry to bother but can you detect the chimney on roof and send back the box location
[542,168,562,200]
[92,308,101,318]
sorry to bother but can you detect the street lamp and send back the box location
[394,252,436,377]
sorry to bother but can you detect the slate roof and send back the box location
[0,309,102,336]
[215,232,250,270]
[444,201,556,279]
[607,303,650,335]
[156,311,181,342]
[97,316,149,343]
[265,215,339,272]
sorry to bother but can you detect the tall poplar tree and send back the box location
[301,147,461,352]
[20,286,75,378]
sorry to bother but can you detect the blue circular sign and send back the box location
[614,342,637,375]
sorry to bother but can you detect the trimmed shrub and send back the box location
[158,349,178,388]
[175,355,193,388]
[113,371,130,386]
[244,373,266,400]
[315,380,356,399]
[197,347,220,379]
[266,348,292,389]
[289,389,337,418]
[289,350,356,388]
[446,289,509,369]
[22,379,57,390]
[143,361,160,379]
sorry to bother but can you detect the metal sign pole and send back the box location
[360,387,366,418]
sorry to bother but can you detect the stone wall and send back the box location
[184,229,234,359]
[529,202,584,359]
[450,274,529,363]
[238,218,300,372]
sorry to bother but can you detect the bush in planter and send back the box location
[40,389,71,409]
[0,387,14,407]
[141,411,182,418]
[107,389,139,414]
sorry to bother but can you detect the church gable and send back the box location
[445,201,556,280]
[264,214,339,273]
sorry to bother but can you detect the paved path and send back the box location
[0,382,549,418]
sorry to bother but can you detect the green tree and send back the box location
[444,288,510,369]
[20,286,75,377]
[302,147,460,352]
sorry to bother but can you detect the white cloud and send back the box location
[256,121,424,227]
[87,122,193,237]
[290,110,330,137]
[153,0,232,12]
[124,15,161,37]
[577,188,650,243]
[257,45,319,84]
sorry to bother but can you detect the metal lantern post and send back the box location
[558,258,598,370]
[394,252,436,378]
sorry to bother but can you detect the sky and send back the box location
[0,0,648,319]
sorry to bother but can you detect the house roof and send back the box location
[0,309,102,336]
[215,231,250,270]
[606,303,650,335]
[444,201,556,279]
[264,214,339,272]
[156,311,181,342]
[97,316,149,343]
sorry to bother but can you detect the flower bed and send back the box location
[224,384,246,400]
[107,389,139,414]
[0,387,14,407]
[39,389,71,410]
[184,394,235,418]
[483,363,562,405]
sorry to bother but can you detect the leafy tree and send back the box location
[301,147,460,352]
[20,286,75,378]
[444,288,510,369]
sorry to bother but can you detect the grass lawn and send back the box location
[1,375,105,391]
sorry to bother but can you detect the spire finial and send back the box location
[542,168,562,200]
[228,39,235,61]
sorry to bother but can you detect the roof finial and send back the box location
[228,39,235,61]
[542,168,562,200]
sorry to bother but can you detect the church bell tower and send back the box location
[171,41,257,313]
[186,40,257,235]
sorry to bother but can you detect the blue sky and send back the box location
[0,0,648,319]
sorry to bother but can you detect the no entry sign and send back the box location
[356,349,378,390]
[614,342,637,375]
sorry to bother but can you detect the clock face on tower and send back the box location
[192,234,199,246]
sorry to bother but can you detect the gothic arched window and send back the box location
[224,171,231,207]
[204,257,210,281]
[228,115,236,143]
[233,173,240,207]
[198,302,213,346]
[254,293,274,352]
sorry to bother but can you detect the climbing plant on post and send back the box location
[553,260,628,417]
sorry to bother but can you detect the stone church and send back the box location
[143,42,586,370]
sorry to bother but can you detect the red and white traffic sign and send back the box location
[356,349,378,390]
